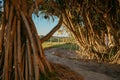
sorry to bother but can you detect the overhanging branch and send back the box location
[40,16,63,43]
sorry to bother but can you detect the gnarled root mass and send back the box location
[0,0,51,80]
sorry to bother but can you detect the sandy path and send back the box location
[45,48,120,80]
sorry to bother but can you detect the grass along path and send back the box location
[43,42,79,51]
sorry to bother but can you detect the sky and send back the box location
[32,14,68,37]
[0,0,67,37]
[32,14,59,36]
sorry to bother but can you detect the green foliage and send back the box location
[40,73,50,80]
[40,71,59,80]
[56,0,65,8]
[0,0,3,19]
[26,0,33,5]
[43,42,79,51]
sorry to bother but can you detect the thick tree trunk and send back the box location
[61,1,120,62]
[0,0,52,80]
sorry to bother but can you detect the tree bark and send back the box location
[0,0,52,80]
[40,16,63,43]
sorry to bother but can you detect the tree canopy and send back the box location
[38,0,120,63]
[0,0,120,80]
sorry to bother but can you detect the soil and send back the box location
[44,48,120,80]
[49,62,84,80]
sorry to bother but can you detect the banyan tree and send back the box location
[0,0,52,80]
[39,0,120,63]
[61,0,120,63]
[0,0,120,80]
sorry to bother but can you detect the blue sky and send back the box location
[32,14,68,37]
[32,14,59,36]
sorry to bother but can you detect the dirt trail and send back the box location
[45,48,120,80]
